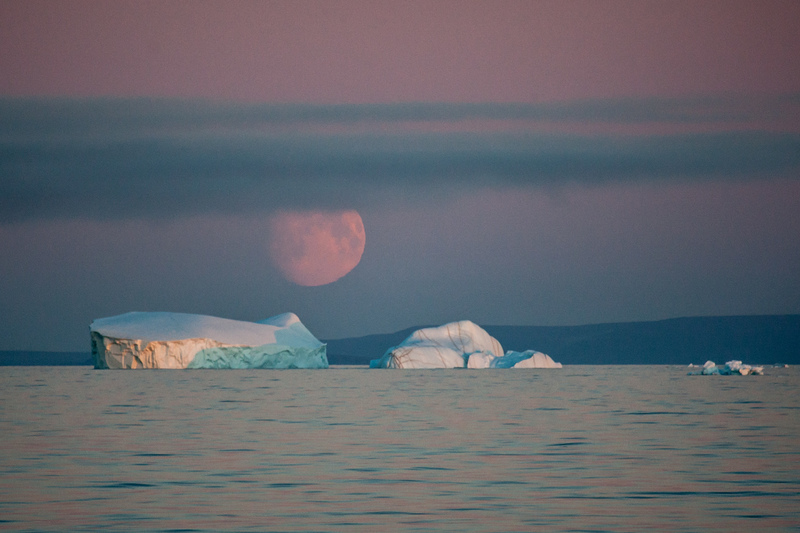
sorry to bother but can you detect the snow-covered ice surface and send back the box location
[369,321,561,369]
[90,312,328,369]
[687,360,764,376]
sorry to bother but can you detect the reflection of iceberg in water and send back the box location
[369,320,561,369]
[90,312,328,369]
[687,360,764,375]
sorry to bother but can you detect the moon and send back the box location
[268,210,366,286]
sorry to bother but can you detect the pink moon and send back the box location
[268,210,366,286]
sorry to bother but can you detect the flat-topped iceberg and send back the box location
[687,360,764,376]
[91,312,328,369]
[369,321,561,369]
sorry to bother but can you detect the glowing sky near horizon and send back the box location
[1,0,799,350]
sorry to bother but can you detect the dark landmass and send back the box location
[0,351,92,366]
[2,315,797,366]
[325,315,799,366]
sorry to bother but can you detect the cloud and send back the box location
[1,95,799,223]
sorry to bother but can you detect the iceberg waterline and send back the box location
[89,314,561,370]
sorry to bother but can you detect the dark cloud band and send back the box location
[2,96,799,222]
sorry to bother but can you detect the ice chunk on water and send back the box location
[468,350,562,369]
[501,350,563,369]
[687,360,763,376]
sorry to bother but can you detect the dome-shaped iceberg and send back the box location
[370,321,561,369]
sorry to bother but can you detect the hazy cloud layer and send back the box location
[2,95,799,222]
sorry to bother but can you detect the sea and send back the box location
[1,365,798,532]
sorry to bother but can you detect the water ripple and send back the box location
[0,365,798,532]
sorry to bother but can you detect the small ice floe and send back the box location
[687,360,764,376]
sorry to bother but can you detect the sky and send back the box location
[1,0,799,351]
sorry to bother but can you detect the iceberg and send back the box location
[90,312,328,369]
[369,321,499,369]
[369,321,561,369]
[687,360,764,376]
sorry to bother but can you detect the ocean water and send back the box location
[1,365,798,532]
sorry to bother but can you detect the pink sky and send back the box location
[2,0,799,103]
[1,1,799,349]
